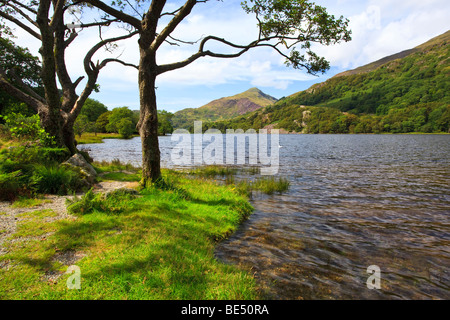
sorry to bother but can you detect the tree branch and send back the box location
[7,68,46,104]
[99,58,139,70]
[151,0,197,52]
[82,0,142,31]
[0,66,44,112]
[0,10,41,40]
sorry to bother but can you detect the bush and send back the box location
[1,113,55,146]
[30,164,84,195]
[0,170,22,201]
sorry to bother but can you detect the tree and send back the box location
[73,114,91,137]
[0,31,42,117]
[80,98,108,123]
[117,118,135,139]
[96,111,112,133]
[105,107,137,133]
[158,110,173,136]
[0,0,138,153]
[81,0,351,185]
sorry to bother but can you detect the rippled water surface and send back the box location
[80,134,450,299]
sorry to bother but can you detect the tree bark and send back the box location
[138,50,161,185]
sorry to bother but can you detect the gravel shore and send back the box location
[0,181,138,257]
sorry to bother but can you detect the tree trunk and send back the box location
[138,51,161,186]
[38,107,65,147]
[62,118,77,154]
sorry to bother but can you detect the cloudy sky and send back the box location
[10,0,450,112]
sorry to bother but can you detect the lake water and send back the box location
[79,134,450,300]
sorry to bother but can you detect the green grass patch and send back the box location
[187,165,290,196]
[0,169,259,300]
[98,172,141,182]
[11,197,52,208]
[76,133,138,145]
[93,159,141,174]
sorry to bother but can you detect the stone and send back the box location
[62,153,97,186]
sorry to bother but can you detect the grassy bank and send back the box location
[76,133,139,145]
[0,168,260,299]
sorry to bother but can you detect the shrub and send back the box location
[0,170,22,201]
[30,164,84,195]
[1,113,55,146]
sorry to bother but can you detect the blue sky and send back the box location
[10,0,450,112]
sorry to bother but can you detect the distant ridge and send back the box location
[171,87,277,129]
[332,30,450,78]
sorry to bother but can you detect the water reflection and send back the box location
[80,134,450,299]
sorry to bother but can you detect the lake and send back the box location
[79,134,450,299]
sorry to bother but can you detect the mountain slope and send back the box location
[332,30,450,78]
[202,31,450,134]
[171,88,277,129]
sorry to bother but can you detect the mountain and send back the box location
[202,30,450,134]
[171,87,277,129]
[331,30,450,79]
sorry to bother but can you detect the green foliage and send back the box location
[80,98,108,122]
[95,111,112,133]
[30,164,85,195]
[206,37,450,134]
[0,139,81,198]
[66,188,138,215]
[157,110,174,136]
[241,0,351,74]
[106,107,137,133]
[0,35,43,117]
[117,118,135,139]
[0,170,22,201]
[74,114,94,137]
[1,113,55,145]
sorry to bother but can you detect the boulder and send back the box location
[62,153,97,186]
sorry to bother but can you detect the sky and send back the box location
[8,0,450,113]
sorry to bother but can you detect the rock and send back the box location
[62,153,97,186]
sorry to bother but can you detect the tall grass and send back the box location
[30,165,84,195]
[187,165,290,195]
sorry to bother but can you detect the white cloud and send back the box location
[5,0,450,109]
[314,0,450,69]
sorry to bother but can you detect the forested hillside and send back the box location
[202,31,449,134]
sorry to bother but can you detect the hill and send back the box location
[171,87,277,129]
[202,30,450,134]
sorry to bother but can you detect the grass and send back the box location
[93,159,141,174]
[0,168,260,300]
[188,165,290,196]
[10,197,52,208]
[76,133,138,145]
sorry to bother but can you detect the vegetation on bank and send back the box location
[0,124,290,299]
[0,165,261,299]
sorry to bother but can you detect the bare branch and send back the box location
[7,68,46,103]
[0,10,41,40]
[151,0,196,52]
[0,66,44,113]
[1,1,38,28]
[99,58,139,70]
[82,0,142,31]
[6,0,38,15]
[84,30,139,74]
